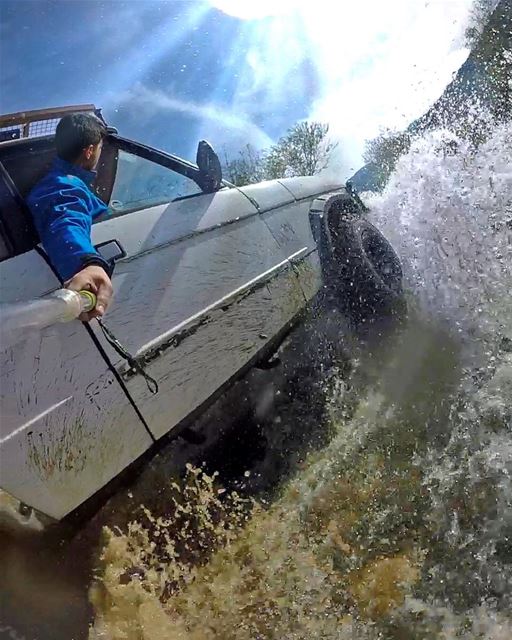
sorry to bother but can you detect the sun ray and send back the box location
[208,0,473,173]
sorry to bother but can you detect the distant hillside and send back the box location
[349,0,511,193]
[412,0,511,132]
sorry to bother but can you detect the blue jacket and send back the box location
[27,157,110,281]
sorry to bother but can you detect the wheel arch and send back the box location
[308,188,366,284]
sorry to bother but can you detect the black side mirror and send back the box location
[345,180,369,213]
[196,140,223,193]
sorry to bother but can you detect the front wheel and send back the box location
[329,219,406,323]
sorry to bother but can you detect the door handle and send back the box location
[95,239,126,265]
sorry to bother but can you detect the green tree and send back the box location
[363,129,411,168]
[465,0,499,46]
[223,121,337,187]
[263,121,337,179]
[362,129,412,187]
[222,144,264,187]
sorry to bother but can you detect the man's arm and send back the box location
[30,187,113,319]
[34,188,110,281]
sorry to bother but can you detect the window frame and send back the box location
[111,135,204,184]
[104,148,200,218]
[0,161,36,260]
[96,134,228,219]
[0,215,13,261]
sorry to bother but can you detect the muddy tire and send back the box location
[329,218,405,322]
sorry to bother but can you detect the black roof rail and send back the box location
[0,104,104,144]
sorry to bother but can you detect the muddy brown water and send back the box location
[0,305,362,639]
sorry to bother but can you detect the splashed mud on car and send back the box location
[26,418,90,479]
[0,105,403,522]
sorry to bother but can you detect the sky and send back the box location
[0,0,476,177]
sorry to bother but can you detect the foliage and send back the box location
[263,121,337,179]
[465,0,500,46]
[362,129,412,187]
[223,121,337,186]
[222,144,265,187]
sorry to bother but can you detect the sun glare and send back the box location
[206,0,472,174]
[208,0,305,20]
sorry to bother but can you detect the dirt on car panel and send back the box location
[27,416,91,480]
[121,259,305,382]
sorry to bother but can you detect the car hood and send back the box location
[276,174,344,201]
[238,174,345,213]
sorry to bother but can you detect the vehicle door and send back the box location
[89,138,306,440]
[0,179,153,520]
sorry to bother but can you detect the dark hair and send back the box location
[55,113,106,162]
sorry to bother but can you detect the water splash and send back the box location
[89,121,512,639]
[366,120,512,348]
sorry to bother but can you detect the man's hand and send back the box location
[65,265,113,321]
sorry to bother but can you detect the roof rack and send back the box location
[0,104,103,144]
